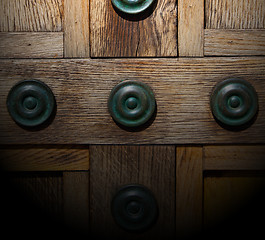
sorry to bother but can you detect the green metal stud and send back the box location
[210,78,258,127]
[108,80,156,128]
[111,184,158,232]
[6,80,56,127]
[111,0,155,14]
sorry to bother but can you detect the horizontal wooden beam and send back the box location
[0,58,265,144]
[0,146,89,171]
[0,32,64,58]
[204,30,265,56]
[203,145,265,170]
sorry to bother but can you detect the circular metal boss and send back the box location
[111,184,158,232]
[108,80,156,128]
[6,80,56,127]
[210,78,258,127]
[111,0,155,14]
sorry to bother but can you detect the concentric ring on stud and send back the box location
[7,80,55,127]
[211,78,258,127]
[111,0,155,14]
[108,80,156,128]
[111,184,158,232]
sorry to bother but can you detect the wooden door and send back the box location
[0,0,264,238]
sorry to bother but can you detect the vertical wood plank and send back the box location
[90,145,175,238]
[176,146,203,238]
[64,0,90,58]
[0,0,63,32]
[90,0,177,57]
[178,0,204,56]
[63,171,89,235]
[205,0,265,29]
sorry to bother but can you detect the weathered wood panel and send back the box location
[205,0,265,29]
[63,171,89,235]
[90,145,175,238]
[64,0,90,58]
[0,146,89,171]
[90,0,177,57]
[203,145,265,170]
[178,0,204,57]
[204,30,265,56]
[0,32,63,58]
[176,147,203,238]
[0,0,63,32]
[0,58,265,144]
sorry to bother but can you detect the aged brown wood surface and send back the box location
[0,58,265,144]
[0,32,64,58]
[178,0,204,57]
[63,171,89,234]
[90,145,175,238]
[64,0,90,58]
[0,145,89,171]
[203,146,265,170]
[205,0,265,29]
[0,0,63,32]
[90,0,177,57]
[204,30,265,56]
[0,0,265,238]
[176,147,203,238]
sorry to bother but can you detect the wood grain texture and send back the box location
[204,30,265,56]
[0,58,265,144]
[90,0,177,57]
[0,0,63,32]
[90,145,175,238]
[64,0,90,58]
[203,145,265,170]
[176,147,203,238]
[205,0,265,29]
[0,32,63,58]
[178,0,204,57]
[63,171,89,235]
[0,146,89,171]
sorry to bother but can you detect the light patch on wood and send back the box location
[0,0,63,32]
[0,32,64,58]
[205,0,265,29]
[204,29,265,56]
